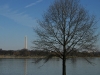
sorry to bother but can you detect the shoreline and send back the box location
[0,55,46,59]
[0,55,100,59]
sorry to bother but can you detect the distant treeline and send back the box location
[0,48,100,57]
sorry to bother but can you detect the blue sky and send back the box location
[0,0,100,50]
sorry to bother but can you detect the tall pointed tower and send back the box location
[24,36,27,49]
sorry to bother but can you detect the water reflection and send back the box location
[24,59,27,75]
[0,58,100,75]
[70,58,77,63]
[69,58,77,68]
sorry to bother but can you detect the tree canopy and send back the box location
[33,0,98,75]
[33,0,98,57]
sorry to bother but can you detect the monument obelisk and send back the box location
[25,36,27,49]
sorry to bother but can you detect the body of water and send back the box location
[0,58,100,75]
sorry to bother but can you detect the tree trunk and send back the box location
[62,56,66,75]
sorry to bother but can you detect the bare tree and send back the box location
[33,0,98,75]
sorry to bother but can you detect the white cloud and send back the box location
[0,5,37,27]
[25,0,43,8]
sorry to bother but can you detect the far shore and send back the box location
[0,55,47,59]
[0,55,100,59]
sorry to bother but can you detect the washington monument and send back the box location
[24,36,27,49]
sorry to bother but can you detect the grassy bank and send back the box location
[0,55,47,59]
[0,55,100,59]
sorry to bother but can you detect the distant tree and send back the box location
[13,50,20,56]
[7,50,14,55]
[0,48,2,51]
[33,0,98,75]
[19,49,30,56]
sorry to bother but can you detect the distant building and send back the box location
[24,36,27,49]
